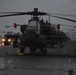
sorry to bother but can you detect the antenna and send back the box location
[48,13,50,23]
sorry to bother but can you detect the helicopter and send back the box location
[0,8,75,55]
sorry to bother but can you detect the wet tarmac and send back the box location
[0,41,76,75]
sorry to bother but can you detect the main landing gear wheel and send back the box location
[19,45,25,56]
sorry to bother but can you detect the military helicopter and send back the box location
[0,8,75,55]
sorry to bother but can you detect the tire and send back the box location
[19,45,25,53]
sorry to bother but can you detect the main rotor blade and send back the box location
[0,12,24,14]
[49,13,76,17]
[0,11,47,17]
[0,12,76,17]
[0,13,27,17]
[50,15,76,23]
[0,11,76,23]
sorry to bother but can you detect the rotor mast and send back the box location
[32,8,39,21]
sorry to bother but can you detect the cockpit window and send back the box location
[26,21,40,34]
[27,26,37,31]
[27,21,38,31]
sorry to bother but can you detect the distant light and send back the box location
[2,39,5,42]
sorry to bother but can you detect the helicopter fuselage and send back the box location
[19,20,47,50]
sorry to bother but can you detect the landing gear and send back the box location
[19,44,25,55]
[13,38,19,48]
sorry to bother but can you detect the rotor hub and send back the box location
[34,8,38,12]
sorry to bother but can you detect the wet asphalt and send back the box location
[0,41,76,75]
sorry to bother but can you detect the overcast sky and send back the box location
[0,0,76,39]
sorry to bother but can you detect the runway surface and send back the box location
[0,41,76,75]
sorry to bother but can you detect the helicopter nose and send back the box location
[25,30,37,39]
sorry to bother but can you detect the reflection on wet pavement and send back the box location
[0,42,76,75]
[0,55,76,75]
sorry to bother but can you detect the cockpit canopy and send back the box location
[27,20,40,34]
